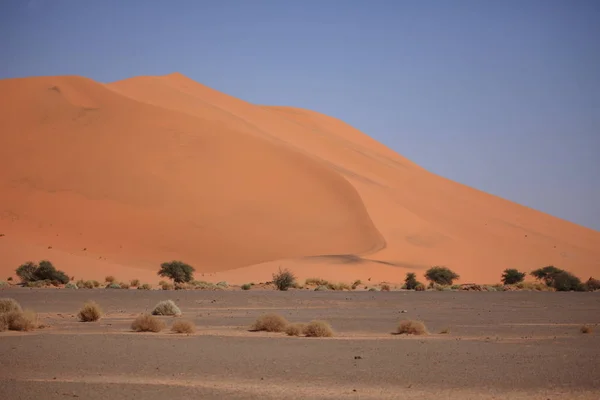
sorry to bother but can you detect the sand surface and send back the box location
[1,288,599,399]
[1,73,599,284]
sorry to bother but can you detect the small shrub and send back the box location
[171,320,196,334]
[241,283,252,290]
[397,320,428,335]
[328,282,350,291]
[161,282,174,290]
[315,285,329,291]
[584,277,600,292]
[119,282,130,289]
[152,300,181,316]
[158,260,195,283]
[83,280,95,289]
[1,310,38,331]
[106,283,121,289]
[580,325,592,334]
[501,269,526,285]
[368,287,377,292]
[216,281,228,288]
[77,301,103,322]
[425,266,459,285]
[0,281,8,288]
[404,272,419,290]
[158,280,167,286]
[0,298,22,314]
[551,271,583,292]
[25,280,50,288]
[130,279,140,287]
[380,284,391,291]
[15,262,38,282]
[415,284,425,291]
[131,314,166,332]
[76,279,86,288]
[251,314,288,332]
[272,267,296,291]
[303,320,333,337]
[174,282,192,290]
[138,283,152,290]
[305,278,329,286]
[65,282,78,289]
[105,276,116,283]
[285,323,305,336]
[516,281,555,291]
[351,280,362,290]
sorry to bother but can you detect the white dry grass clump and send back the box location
[151,300,182,316]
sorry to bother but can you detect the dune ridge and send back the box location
[0,73,598,284]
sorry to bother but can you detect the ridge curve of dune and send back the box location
[1,73,599,285]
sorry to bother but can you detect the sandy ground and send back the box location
[1,73,599,285]
[1,288,599,399]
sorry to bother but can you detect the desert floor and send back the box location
[1,289,599,399]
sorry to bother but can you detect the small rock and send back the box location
[401,310,408,313]
[354,356,362,360]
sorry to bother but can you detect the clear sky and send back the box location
[2,0,599,230]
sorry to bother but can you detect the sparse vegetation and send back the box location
[158,261,195,283]
[580,325,592,334]
[119,282,130,289]
[77,301,103,322]
[584,277,600,292]
[516,281,555,291]
[397,320,428,335]
[404,272,420,290]
[351,280,362,290]
[171,320,196,334]
[303,320,333,337]
[65,282,78,289]
[368,287,377,292]
[241,283,252,290]
[0,281,8,288]
[285,323,305,336]
[16,260,69,284]
[105,276,116,283]
[106,283,121,289]
[130,279,140,287]
[501,268,526,285]
[250,314,288,332]
[551,271,584,292]
[315,285,329,291]
[0,310,38,331]
[380,283,391,291]
[327,282,351,291]
[83,280,95,289]
[92,280,100,288]
[161,282,174,290]
[152,300,181,316]
[216,281,228,288]
[305,278,329,286]
[0,298,22,314]
[131,314,166,332]
[425,266,459,286]
[138,283,152,290]
[272,267,296,291]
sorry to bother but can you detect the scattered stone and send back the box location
[401,310,408,313]
[354,356,362,360]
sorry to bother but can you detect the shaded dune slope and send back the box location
[1,73,598,283]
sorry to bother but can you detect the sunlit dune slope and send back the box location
[0,75,383,280]
[0,73,598,284]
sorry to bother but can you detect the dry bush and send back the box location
[119,282,130,289]
[380,284,391,291]
[303,320,334,337]
[84,281,95,289]
[1,310,38,331]
[285,323,305,336]
[580,325,592,334]
[415,284,425,291]
[77,301,103,322]
[397,320,428,335]
[105,275,116,283]
[161,282,174,290]
[327,282,351,291]
[131,314,166,332]
[351,280,362,290]
[151,300,181,316]
[0,298,22,314]
[137,283,152,290]
[92,280,100,288]
[305,277,329,286]
[516,282,555,291]
[174,282,192,290]
[130,279,140,287]
[250,313,288,332]
[171,319,196,334]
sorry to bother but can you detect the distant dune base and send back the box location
[1,73,598,284]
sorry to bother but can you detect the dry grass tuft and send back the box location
[285,322,305,336]
[119,282,130,289]
[439,328,450,334]
[171,319,196,334]
[151,300,181,316]
[0,298,22,314]
[303,320,334,337]
[77,301,103,322]
[580,325,592,334]
[130,279,140,287]
[1,310,38,331]
[250,313,289,332]
[397,320,428,335]
[380,284,391,291]
[105,275,116,283]
[131,314,166,332]
[305,277,329,286]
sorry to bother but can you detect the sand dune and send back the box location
[0,73,598,284]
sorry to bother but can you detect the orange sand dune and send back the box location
[1,73,599,284]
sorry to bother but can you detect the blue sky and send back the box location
[2,0,599,230]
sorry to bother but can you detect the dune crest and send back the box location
[0,73,598,283]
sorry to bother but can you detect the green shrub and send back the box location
[501,269,526,285]
[530,266,563,286]
[151,300,181,316]
[16,262,37,283]
[16,260,69,284]
[551,271,583,291]
[584,277,600,292]
[272,267,296,291]
[157,261,195,283]
[241,283,252,290]
[424,266,459,285]
[404,272,419,290]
